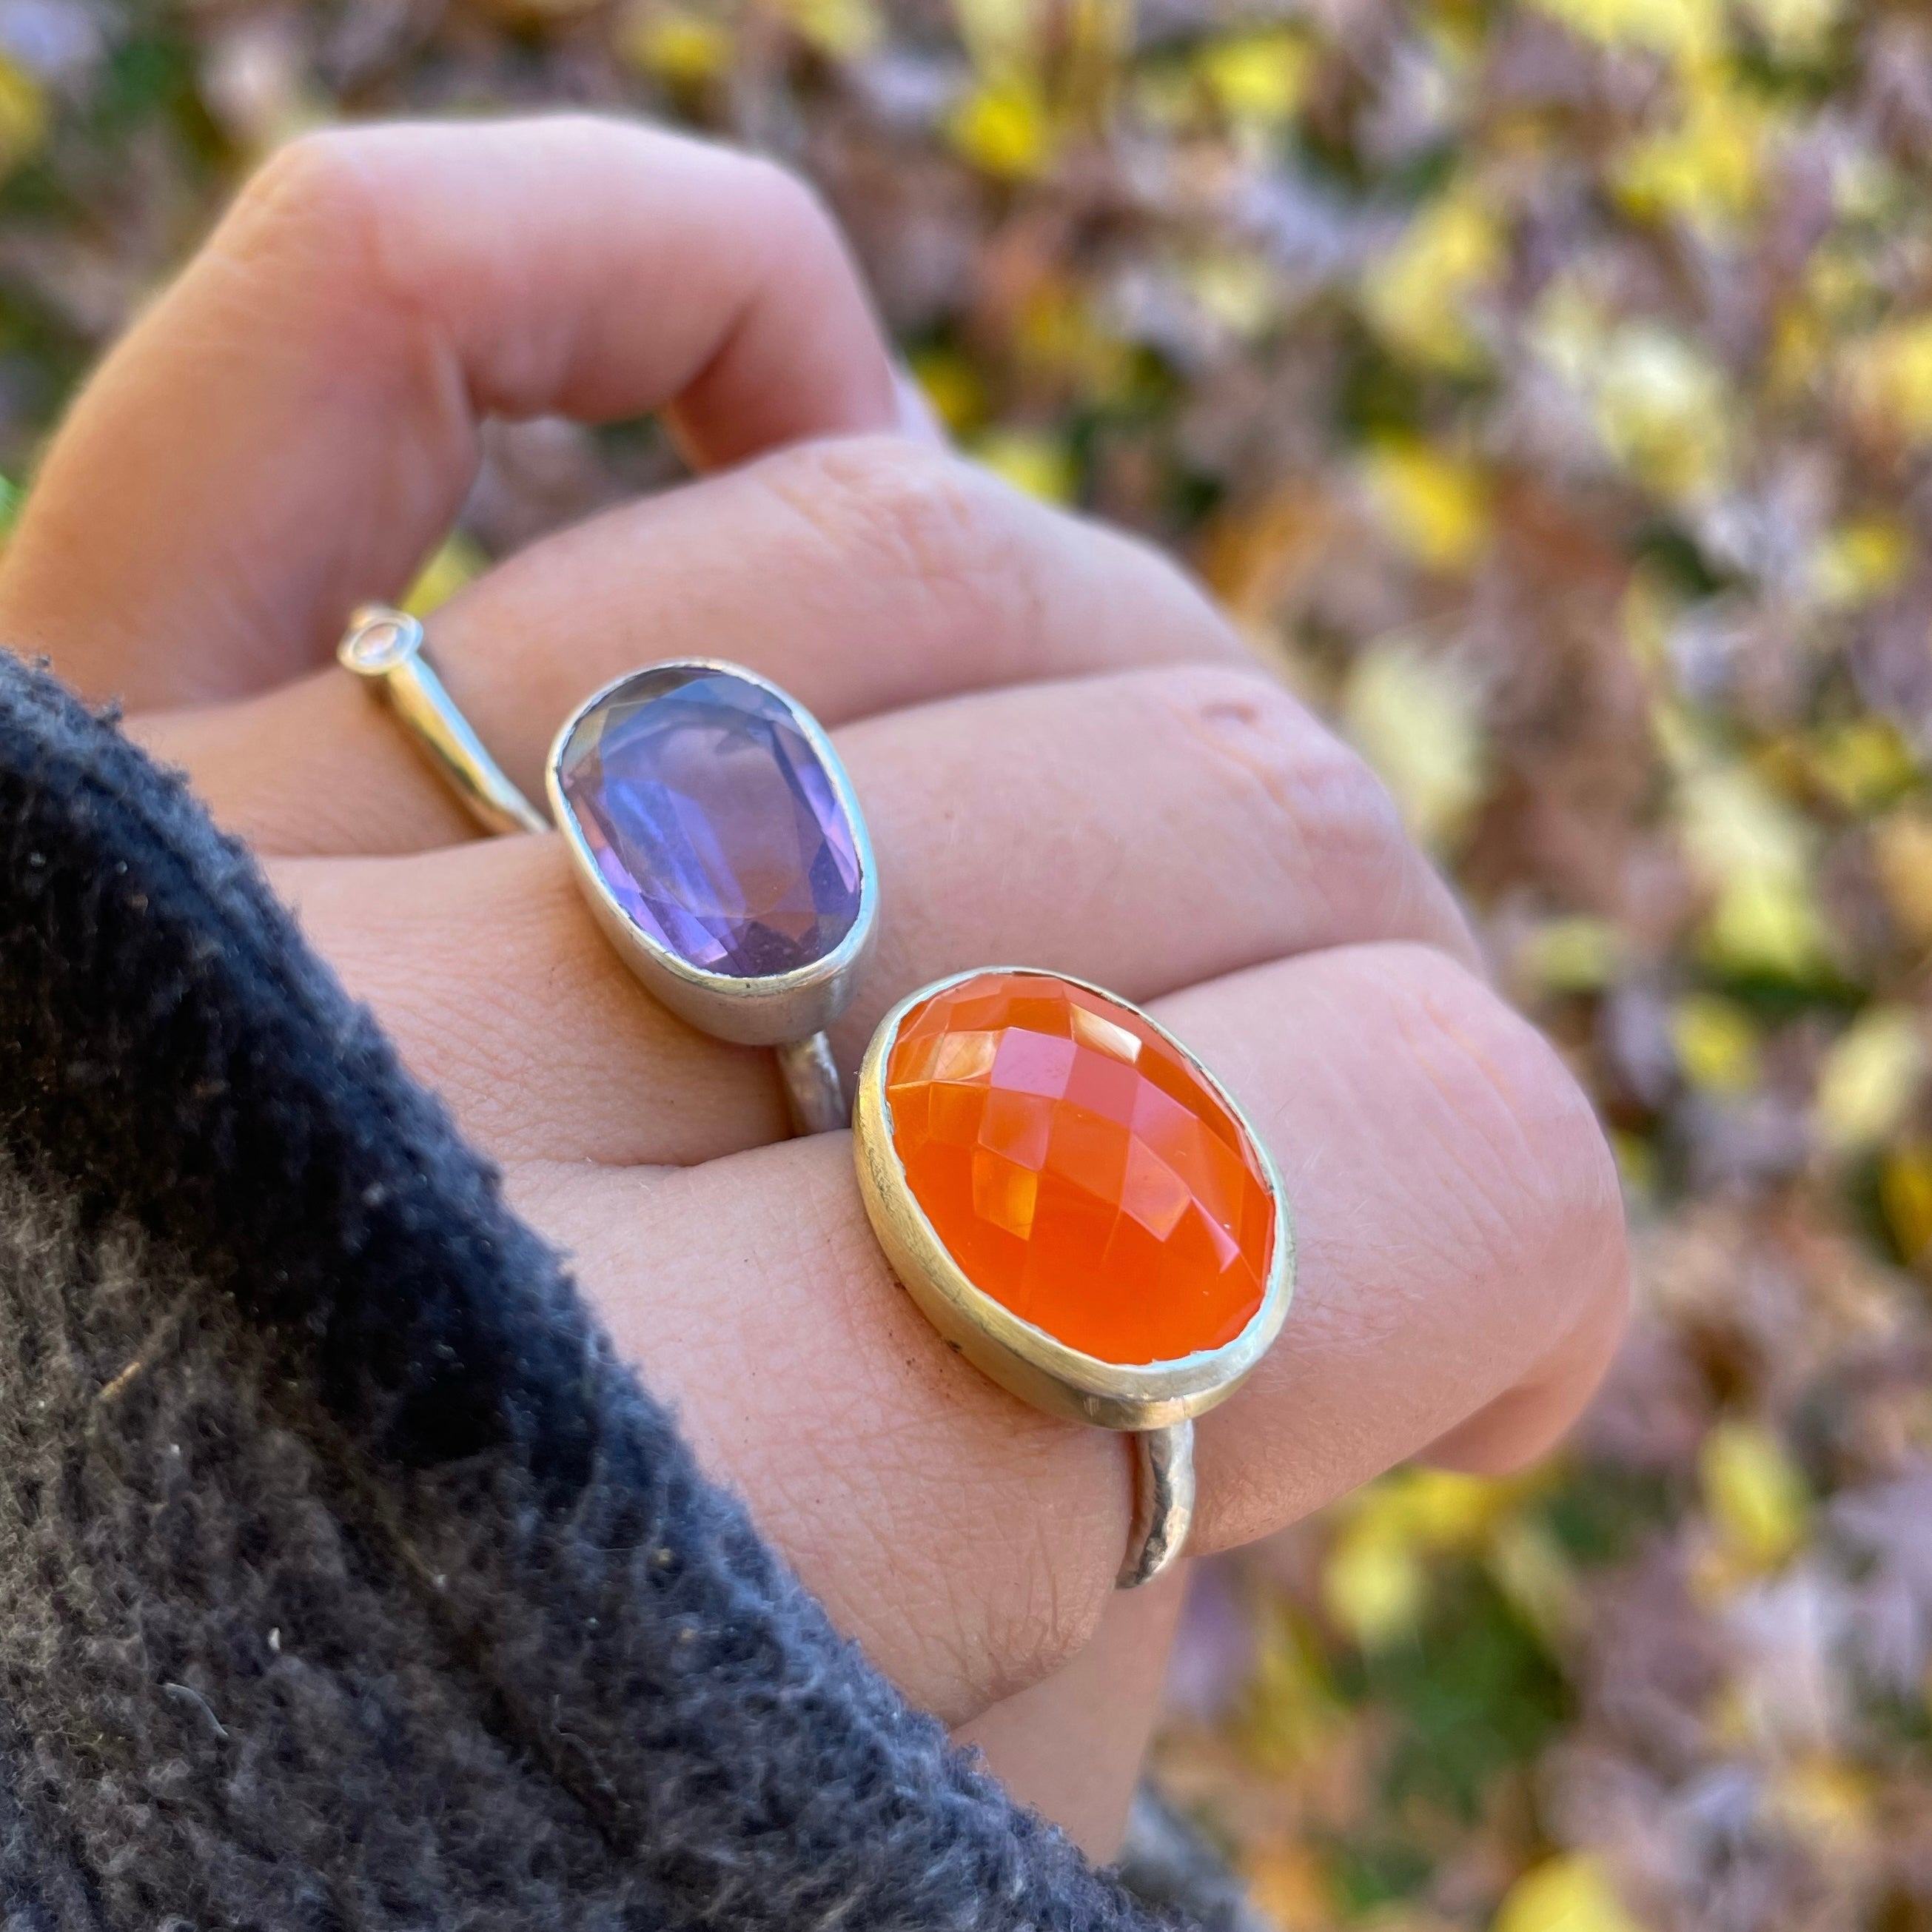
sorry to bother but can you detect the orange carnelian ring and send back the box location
[853,967,1294,1589]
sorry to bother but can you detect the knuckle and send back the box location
[233,128,386,263]
[1150,663,1429,925]
[1383,947,1626,1335]
[754,436,1023,632]
[734,150,840,244]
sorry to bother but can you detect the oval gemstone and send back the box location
[884,971,1275,1366]
[555,666,864,979]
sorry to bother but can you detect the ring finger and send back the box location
[270,661,1479,1167]
[509,942,1626,1722]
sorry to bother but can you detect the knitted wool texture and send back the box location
[0,650,1180,1930]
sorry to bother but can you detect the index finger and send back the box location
[0,117,908,710]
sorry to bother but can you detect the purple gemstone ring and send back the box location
[340,606,876,1134]
[546,660,878,1133]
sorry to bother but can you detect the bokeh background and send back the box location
[4,1,1932,1926]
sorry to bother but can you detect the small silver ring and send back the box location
[338,608,863,1132]
[338,606,549,839]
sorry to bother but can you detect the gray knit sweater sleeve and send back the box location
[0,649,1184,1931]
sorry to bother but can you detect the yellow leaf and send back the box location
[0,53,47,179]
[1526,0,1721,61]
[1188,252,1278,342]
[1493,1854,1648,1932]
[402,533,488,617]
[1054,0,1133,126]
[1737,0,1841,59]
[1196,28,1312,132]
[1240,1597,1344,1771]
[1679,764,1813,881]
[1619,570,1674,673]
[1614,74,1768,238]
[1351,1470,1521,1556]
[949,79,1052,178]
[1701,871,1829,982]
[1770,1757,1872,1849]
[1391,1466,1513,1546]
[1815,1005,1926,1153]
[907,346,987,435]
[620,6,735,84]
[1842,318,1932,449]
[1243,1841,1332,1931]
[1342,640,1487,851]
[1521,916,1623,995]
[1701,1419,1809,1571]
[1591,324,1730,502]
[951,0,1036,82]
[1880,1141,1932,1264]
[1361,189,1504,372]
[1361,440,1492,571]
[1323,1520,1426,1649]
[1489,1515,1584,1649]
[972,427,1077,503]
[1805,717,1917,811]
[1015,283,1133,393]
[1807,241,1879,325]
[1677,764,1828,979]
[1765,299,1828,404]
[1811,517,1912,611]
[1324,1467,1526,1647]
[1671,994,1760,1095]
[776,0,880,58]
[1530,277,1609,391]
[1611,1127,1658,1198]
[1874,809,1932,948]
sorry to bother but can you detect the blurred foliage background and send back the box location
[4,0,1932,1927]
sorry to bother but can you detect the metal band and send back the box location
[777,1033,848,1133]
[1117,1419,1195,1590]
[338,606,549,838]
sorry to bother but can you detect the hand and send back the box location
[0,117,1629,1858]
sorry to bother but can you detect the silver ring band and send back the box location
[775,1034,848,1136]
[339,606,853,1130]
[1118,1421,1194,1590]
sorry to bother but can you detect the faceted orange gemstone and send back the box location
[884,970,1276,1366]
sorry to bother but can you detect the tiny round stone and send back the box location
[339,618,416,674]
[884,971,1276,1366]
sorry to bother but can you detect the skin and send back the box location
[0,117,1631,1861]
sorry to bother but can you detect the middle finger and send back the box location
[143,437,1254,856]
[274,662,1477,1167]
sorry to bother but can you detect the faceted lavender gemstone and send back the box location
[555,666,864,979]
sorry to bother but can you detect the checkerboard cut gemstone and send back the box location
[885,971,1275,1365]
[555,666,863,979]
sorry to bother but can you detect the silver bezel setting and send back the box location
[545,658,879,1049]
[853,966,1295,1432]
[337,604,425,677]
